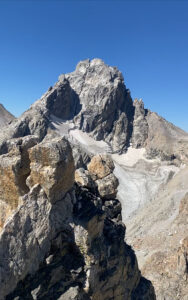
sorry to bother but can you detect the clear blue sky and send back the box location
[0,0,188,131]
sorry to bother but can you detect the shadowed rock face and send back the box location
[45,77,82,120]
[64,59,135,152]
[0,59,187,162]
[0,136,156,300]
[0,59,135,153]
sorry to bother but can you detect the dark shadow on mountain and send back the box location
[46,80,82,121]
[5,184,155,300]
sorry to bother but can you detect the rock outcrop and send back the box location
[131,99,148,148]
[0,136,38,229]
[75,155,119,200]
[0,136,155,300]
[0,103,15,127]
[27,137,74,204]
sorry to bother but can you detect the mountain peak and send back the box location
[0,60,188,163]
[0,103,15,127]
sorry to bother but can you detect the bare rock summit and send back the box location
[0,59,187,163]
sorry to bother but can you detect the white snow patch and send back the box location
[112,147,153,167]
[113,159,179,221]
[69,129,112,154]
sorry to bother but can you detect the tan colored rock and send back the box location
[74,168,94,188]
[96,173,119,199]
[27,137,75,203]
[87,154,114,179]
[0,200,16,228]
[0,136,38,229]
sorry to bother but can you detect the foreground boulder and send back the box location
[0,136,38,229]
[27,137,75,203]
[0,137,155,299]
[75,155,119,199]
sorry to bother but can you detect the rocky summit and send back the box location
[0,58,188,299]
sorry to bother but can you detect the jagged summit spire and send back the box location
[0,59,187,163]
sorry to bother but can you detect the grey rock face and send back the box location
[0,103,15,127]
[96,173,119,199]
[131,99,148,148]
[0,59,135,153]
[145,111,188,162]
[76,155,119,199]
[71,143,92,169]
[0,136,155,300]
[45,77,82,120]
[65,59,134,152]
[0,58,187,163]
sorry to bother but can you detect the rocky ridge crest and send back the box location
[0,58,188,299]
[0,137,155,299]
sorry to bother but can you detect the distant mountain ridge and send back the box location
[0,103,15,127]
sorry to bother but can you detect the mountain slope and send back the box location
[0,59,187,163]
[0,58,187,299]
[0,103,15,127]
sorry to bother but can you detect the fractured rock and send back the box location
[75,168,94,189]
[96,173,119,199]
[0,136,38,229]
[131,99,148,148]
[87,154,114,179]
[27,137,75,204]
[0,138,156,300]
[77,154,119,199]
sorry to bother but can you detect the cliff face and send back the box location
[0,59,187,162]
[0,137,155,300]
